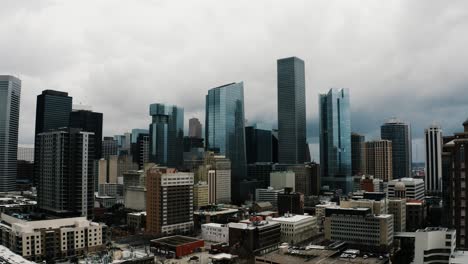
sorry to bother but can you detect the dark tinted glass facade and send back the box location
[0,76,21,192]
[69,110,103,159]
[319,88,352,193]
[277,57,306,164]
[245,124,272,164]
[205,82,247,203]
[149,103,184,168]
[351,132,365,175]
[381,119,412,179]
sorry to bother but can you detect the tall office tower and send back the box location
[277,57,306,164]
[319,88,352,193]
[36,128,94,217]
[114,132,131,155]
[365,140,393,181]
[149,103,184,168]
[69,110,103,160]
[425,125,442,194]
[146,166,194,235]
[131,129,150,169]
[381,118,412,179]
[0,76,21,192]
[102,137,118,159]
[444,120,468,249]
[34,90,72,185]
[189,118,202,138]
[351,133,365,175]
[206,82,247,204]
[245,124,273,163]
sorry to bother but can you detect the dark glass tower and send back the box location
[319,88,352,193]
[277,57,306,164]
[245,124,272,163]
[0,75,21,192]
[206,82,247,203]
[34,90,72,185]
[69,110,103,160]
[149,103,184,168]
[381,119,412,179]
[351,132,365,175]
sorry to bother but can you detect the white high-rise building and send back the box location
[424,125,443,194]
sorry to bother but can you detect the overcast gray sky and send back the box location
[2,0,468,162]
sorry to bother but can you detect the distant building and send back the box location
[424,125,443,194]
[388,178,425,200]
[202,223,229,243]
[381,118,412,179]
[270,214,317,244]
[388,199,406,232]
[255,187,283,208]
[127,211,146,231]
[130,129,149,169]
[270,171,295,191]
[324,207,394,251]
[277,57,307,164]
[275,163,321,196]
[146,166,194,235]
[365,140,393,181]
[319,88,352,193]
[413,227,456,264]
[340,198,387,215]
[245,124,273,163]
[69,109,103,160]
[247,163,274,188]
[204,154,231,204]
[188,118,202,138]
[0,213,107,262]
[183,136,204,152]
[124,186,146,211]
[277,188,304,216]
[351,132,365,175]
[102,137,118,159]
[228,221,281,256]
[17,147,34,162]
[358,175,386,193]
[114,132,131,155]
[151,236,204,259]
[193,182,209,209]
[149,103,184,168]
[406,200,426,232]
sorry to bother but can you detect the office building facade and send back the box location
[365,140,393,181]
[277,188,304,216]
[381,119,412,179]
[277,57,306,164]
[69,110,103,160]
[319,88,352,193]
[245,124,273,163]
[351,133,365,175]
[425,125,443,194]
[189,118,202,138]
[205,82,247,203]
[149,103,184,168]
[0,76,21,192]
[388,178,425,200]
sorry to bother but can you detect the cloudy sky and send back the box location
[2,0,468,162]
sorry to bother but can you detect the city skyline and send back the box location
[2,2,468,162]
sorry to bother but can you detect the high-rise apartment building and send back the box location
[189,118,202,138]
[0,76,21,192]
[381,118,412,179]
[319,88,352,193]
[365,140,393,181]
[149,103,184,168]
[351,133,365,175]
[69,110,103,160]
[425,125,443,194]
[205,82,246,204]
[36,128,94,217]
[245,124,273,163]
[146,166,194,235]
[277,57,306,164]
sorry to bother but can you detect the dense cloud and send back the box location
[1,0,468,162]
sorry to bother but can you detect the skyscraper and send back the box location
[365,140,393,181]
[69,109,103,160]
[277,57,306,164]
[149,103,184,168]
[0,75,21,192]
[189,118,202,138]
[34,90,72,185]
[36,128,94,217]
[319,88,352,193]
[245,124,273,163]
[205,82,247,203]
[131,129,150,169]
[381,118,412,179]
[425,125,442,194]
[102,137,118,159]
[351,132,365,175]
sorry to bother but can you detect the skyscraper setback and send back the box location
[0,75,21,192]
[205,82,247,204]
[277,57,307,164]
[149,103,184,168]
[319,88,352,193]
[425,124,442,194]
[381,118,412,179]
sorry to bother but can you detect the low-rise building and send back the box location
[0,195,36,214]
[340,198,387,214]
[151,236,204,259]
[270,214,317,244]
[413,227,456,264]
[193,207,239,229]
[388,178,425,200]
[127,211,146,231]
[229,221,281,256]
[324,207,393,251]
[0,213,107,262]
[201,223,229,243]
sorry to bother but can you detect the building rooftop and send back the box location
[416,227,454,233]
[0,213,100,233]
[271,214,316,223]
[0,245,35,264]
[194,208,238,216]
[128,211,146,216]
[390,177,424,184]
[151,235,203,247]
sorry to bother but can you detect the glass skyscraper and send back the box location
[319,88,352,193]
[381,118,412,179]
[245,124,273,163]
[205,82,247,203]
[149,103,184,168]
[0,75,21,192]
[69,110,103,160]
[277,57,307,164]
